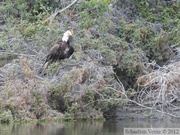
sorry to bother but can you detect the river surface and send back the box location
[0,119,180,135]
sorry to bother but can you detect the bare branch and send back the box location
[43,0,79,24]
[0,51,35,58]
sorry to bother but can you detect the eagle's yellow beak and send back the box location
[68,31,73,36]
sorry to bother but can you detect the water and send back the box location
[0,119,180,135]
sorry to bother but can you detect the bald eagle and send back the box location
[42,30,74,71]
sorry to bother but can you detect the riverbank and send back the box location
[1,118,180,135]
[116,107,177,120]
[1,0,180,122]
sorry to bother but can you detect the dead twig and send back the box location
[0,51,35,58]
[33,75,44,81]
[43,0,79,25]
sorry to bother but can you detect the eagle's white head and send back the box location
[62,30,73,42]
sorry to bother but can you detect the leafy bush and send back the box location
[76,0,113,28]
[47,62,122,120]
[0,0,58,21]
[136,0,180,27]
[0,110,13,124]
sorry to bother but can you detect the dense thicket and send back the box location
[0,0,180,122]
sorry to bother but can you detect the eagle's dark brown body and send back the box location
[42,34,74,71]
[45,41,74,64]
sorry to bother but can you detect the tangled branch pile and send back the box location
[137,60,180,117]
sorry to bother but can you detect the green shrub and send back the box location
[0,110,13,124]
[76,0,112,28]
[30,92,47,119]
[0,0,58,21]
[136,0,180,28]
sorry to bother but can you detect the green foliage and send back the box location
[99,45,116,65]
[136,0,180,29]
[48,80,73,113]
[13,110,29,121]
[77,36,117,65]
[19,22,37,38]
[48,65,121,120]
[106,1,180,90]
[64,103,80,120]
[31,92,47,119]
[64,112,74,121]
[0,110,13,124]
[95,81,120,114]
[121,48,144,75]
[117,19,175,66]
[0,0,57,21]
[46,62,59,75]
[96,96,119,119]
[80,11,96,29]
[48,82,78,119]
[66,103,79,113]
[77,0,112,28]
[126,88,136,97]
[82,88,95,105]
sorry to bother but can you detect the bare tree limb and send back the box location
[43,0,79,24]
[0,51,35,58]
